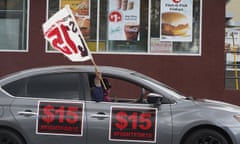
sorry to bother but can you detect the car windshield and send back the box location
[132,72,186,99]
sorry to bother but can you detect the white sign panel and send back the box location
[108,0,140,41]
[160,0,193,42]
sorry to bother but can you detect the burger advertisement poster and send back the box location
[60,0,91,39]
[160,0,193,42]
[108,0,140,41]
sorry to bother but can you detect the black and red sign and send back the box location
[37,101,84,136]
[110,106,157,142]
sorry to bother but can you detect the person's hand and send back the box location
[95,71,102,87]
[95,71,102,80]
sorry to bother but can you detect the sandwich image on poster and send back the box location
[160,0,193,42]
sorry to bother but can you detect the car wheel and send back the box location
[0,129,25,144]
[183,129,229,144]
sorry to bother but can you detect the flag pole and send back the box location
[90,55,107,90]
[66,5,107,90]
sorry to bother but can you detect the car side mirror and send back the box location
[147,93,163,107]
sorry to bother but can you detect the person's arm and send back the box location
[92,71,104,102]
[94,71,102,87]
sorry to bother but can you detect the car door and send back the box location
[86,102,172,144]
[10,73,87,144]
[86,76,172,144]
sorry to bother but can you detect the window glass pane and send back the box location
[88,74,151,103]
[225,0,240,90]
[150,0,201,55]
[2,78,26,96]
[47,0,59,51]
[27,73,80,100]
[0,0,23,10]
[46,0,201,55]
[99,0,148,53]
[0,0,27,51]
[0,19,19,50]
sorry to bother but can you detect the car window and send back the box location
[26,73,81,100]
[2,73,85,100]
[109,77,151,103]
[2,78,26,96]
[89,74,151,103]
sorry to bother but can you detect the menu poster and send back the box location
[60,0,91,39]
[160,0,193,42]
[108,0,140,41]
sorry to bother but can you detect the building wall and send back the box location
[1,1,239,104]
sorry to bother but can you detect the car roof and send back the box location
[0,65,182,102]
[0,65,137,85]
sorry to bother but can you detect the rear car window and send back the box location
[2,73,83,100]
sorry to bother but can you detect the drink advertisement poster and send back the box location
[60,0,91,39]
[108,0,140,41]
[160,0,193,42]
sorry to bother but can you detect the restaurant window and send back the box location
[46,0,201,55]
[225,0,240,90]
[0,0,28,51]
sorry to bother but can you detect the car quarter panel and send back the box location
[170,100,240,144]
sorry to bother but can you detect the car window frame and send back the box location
[2,72,90,100]
[87,72,172,104]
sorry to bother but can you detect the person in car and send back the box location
[102,78,112,102]
[91,71,112,102]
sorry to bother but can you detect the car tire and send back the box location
[183,129,229,144]
[0,128,25,144]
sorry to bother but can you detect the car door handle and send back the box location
[18,110,37,117]
[91,113,109,119]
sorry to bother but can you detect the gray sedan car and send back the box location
[0,65,240,144]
